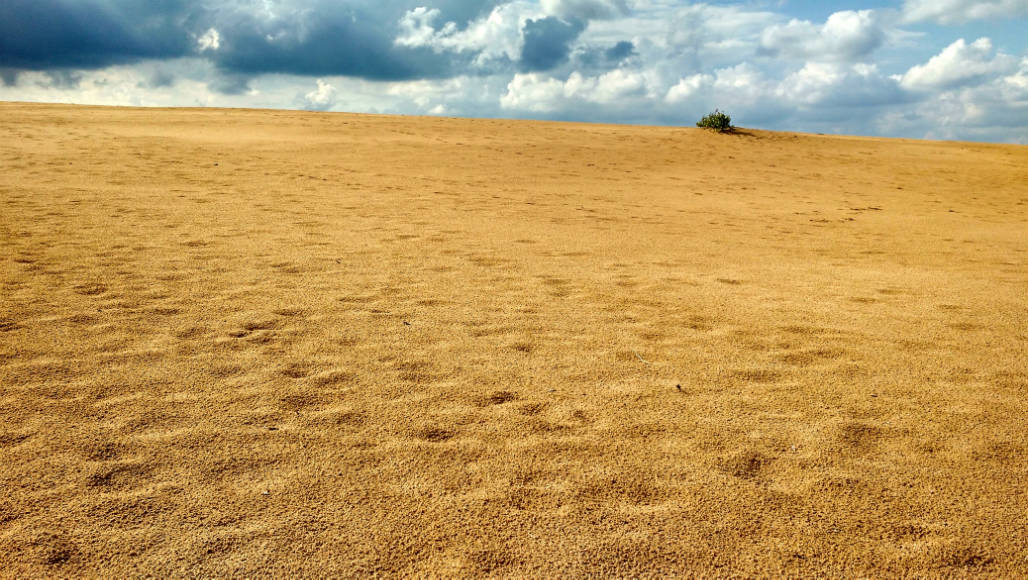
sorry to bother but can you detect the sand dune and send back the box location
[1,102,1026,576]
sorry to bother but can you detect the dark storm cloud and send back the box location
[43,69,85,88]
[0,0,196,69]
[207,4,452,80]
[207,71,251,95]
[570,40,636,75]
[520,16,585,71]
[543,0,628,20]
[605,40,635,61]
[1,69,19,86]
[0,0,503,80]
[143,68,176,89]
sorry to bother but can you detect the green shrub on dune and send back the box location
[697,109,733,133]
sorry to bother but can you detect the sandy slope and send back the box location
[1,102,1026,577]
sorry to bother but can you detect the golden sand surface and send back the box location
[1,102,1026,577]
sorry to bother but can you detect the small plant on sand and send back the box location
[696,109,733,133]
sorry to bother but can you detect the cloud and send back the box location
[500,73,565,111]
[143,68,176,89]
[777,63,905,107]
[499,69,640,111]
[760,10,885,62]
[499,68,649,112]
[1,69,20,86]
[665,73,713,104]
[661,5,779,58]
[395,3,535,68]
[501,62,794,127]
[565,3,779,85]
[520,17,586,71]
[0,0,1026,143]
[386,75,489,114]
[709,63,774,103]
[1004,57,1028,95]
[902,0,1028,24]
[900,38,1017,91]
[885,54,1028,143]
[0,0,194,69]
[197,28,221,52]
[395,5,590,72]
[565,40,637,75]
[0,0,484,81]
[207,2,456,81]
[497,65,666,112]
[875,68,1028,143]
[540,0,628,20]
[396,7,453,50]
[605,41,635,61]
[209,72,252,95]
[301,78,337,110]
[601,68,652,100]
[41,70,85,89]
[0,63,218,108]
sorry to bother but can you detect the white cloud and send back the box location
[710,63,773,102]
[760,10,884,62]
[500,73,566,111]
[1003,57,1028,94]
[581,2,779,77]
[395,3,539,66]
[197,28,221,52]
[386,76,489,115]
[591,68,650,102]
[659,4,779,65]
[501,61,779,122]
[665,61,902,114]
[900,38,1017,91]
[302,79,337,110]
[875,84,1028,144]
[777,62,903,107]
[664,73,713,103]
[0,61,225,108]
[500,67,655,112]
[903,0,1028,24]
[395,7,452,49]
[663,4,778,48]
[869,54,1028,143]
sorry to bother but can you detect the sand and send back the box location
[1,102,1026,577]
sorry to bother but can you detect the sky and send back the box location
[1,1,1027,143]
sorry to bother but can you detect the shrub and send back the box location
[696,109,733,133]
